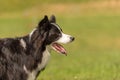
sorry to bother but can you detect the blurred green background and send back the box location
[0,0,120,80]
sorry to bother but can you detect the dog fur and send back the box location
[0,15,74,80]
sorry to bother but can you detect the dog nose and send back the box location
[70,37,75,41]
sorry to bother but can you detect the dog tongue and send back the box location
[52,43,67,55]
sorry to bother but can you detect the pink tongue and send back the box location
[52,43,67,55]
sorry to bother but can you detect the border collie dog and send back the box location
[0,15,74,80]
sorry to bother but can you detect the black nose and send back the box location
[70,37,75,41]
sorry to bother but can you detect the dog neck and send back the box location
[20,30,51,80]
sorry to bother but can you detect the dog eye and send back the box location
[58,34,62,37]
[53,34,59,37]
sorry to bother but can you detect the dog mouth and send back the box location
[51,43,67,56]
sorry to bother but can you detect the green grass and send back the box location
[0,0,114,12]
[0,15,120,80]
[0,18,31,37]
[0,0,85,12]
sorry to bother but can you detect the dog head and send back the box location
[31,15,75,55]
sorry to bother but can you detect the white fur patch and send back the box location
[56,33,72,44]
[37,47,50,71]
[51,23,61,31]
[20,39,26,49]
[24,47,50,80]
[29,28,37,41]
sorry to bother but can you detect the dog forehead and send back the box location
[50,23,62,32]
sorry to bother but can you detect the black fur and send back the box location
[0,15,61,80]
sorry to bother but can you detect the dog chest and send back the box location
[26,49,50,80]
[37,48,50,71]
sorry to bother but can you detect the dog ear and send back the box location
[38,15,51,34]
[39,15,49,27]
[49,15,56,23]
